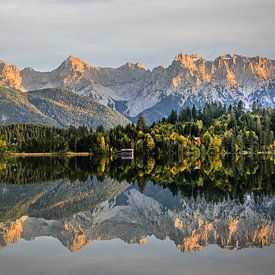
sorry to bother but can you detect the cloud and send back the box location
[0,0,274,70]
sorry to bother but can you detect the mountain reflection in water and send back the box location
[0,155,274,253]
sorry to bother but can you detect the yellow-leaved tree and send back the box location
[0,137,7,153]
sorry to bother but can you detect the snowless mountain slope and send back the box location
[1,54,275,123]
[0,87,129,129]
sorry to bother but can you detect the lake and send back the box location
[0,155,274,275]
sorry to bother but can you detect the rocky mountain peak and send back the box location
[59,55,93,73]
[217,53,235,60]
[121,61,145,70]
[0,60,26,92]
[173,53,204,68]
[174,53,202,61]
[215,54,275,79]
[21,67,35,73]
[135,62,145,69]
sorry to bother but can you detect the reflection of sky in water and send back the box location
[0,236,275,275]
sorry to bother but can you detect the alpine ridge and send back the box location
[1,54,275,123]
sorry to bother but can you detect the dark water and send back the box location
[0,155,274,275]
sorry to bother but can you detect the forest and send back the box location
[0,100,275,155]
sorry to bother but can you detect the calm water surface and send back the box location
[0,155,274,275]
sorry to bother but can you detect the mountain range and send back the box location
[1,54,275,125]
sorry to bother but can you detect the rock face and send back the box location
[0,182,274,253]
[21,56,120,108]
[1,54,275,123]
[0,60,25,92]
[0,87,129,129]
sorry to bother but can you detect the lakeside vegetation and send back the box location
[0,101,275,155]
[0,101,275,156]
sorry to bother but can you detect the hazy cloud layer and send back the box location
[0,0,274,70]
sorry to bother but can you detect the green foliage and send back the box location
[0,101,275,155]
[137,114,148,132]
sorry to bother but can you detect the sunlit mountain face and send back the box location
[0,155,274,253]
[1,54,275,124]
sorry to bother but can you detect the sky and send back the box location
[0,0,274,71]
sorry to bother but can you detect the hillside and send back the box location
[0,87,129,129]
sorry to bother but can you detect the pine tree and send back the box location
[137,114,148,132]
[192,105,197,120]
[168,110,178,124]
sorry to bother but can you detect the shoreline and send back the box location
[1,152,93,157]
[0,151,274,158]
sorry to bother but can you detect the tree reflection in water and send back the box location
[0,154,274,253]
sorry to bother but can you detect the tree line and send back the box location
[0,100,275,154]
